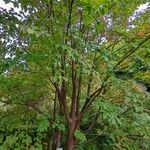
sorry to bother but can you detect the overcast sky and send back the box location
[0,0,21,12]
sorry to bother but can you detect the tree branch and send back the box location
[114,35,150,68]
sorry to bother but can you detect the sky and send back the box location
[0,0,21,13]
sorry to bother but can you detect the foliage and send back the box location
[0,0,150,149]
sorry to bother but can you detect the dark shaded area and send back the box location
[115,67,150,94]
[114,70,134,79]
[147,86,150,92]
[146,85,150,93]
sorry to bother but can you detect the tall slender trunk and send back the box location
[65,119,81,150]
[65,122,76,150]
[55,129,61,148]
[47,136,53,150]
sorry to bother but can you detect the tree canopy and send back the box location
[0,0,150,150]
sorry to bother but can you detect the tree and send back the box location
[0,0,150,150]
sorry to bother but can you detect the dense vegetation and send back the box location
[0,0,150,150]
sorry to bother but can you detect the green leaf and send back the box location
[74,130,86,142]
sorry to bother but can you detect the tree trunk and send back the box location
[65,121,76,150]
[55,129,61,148]
[47,136,53,150]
